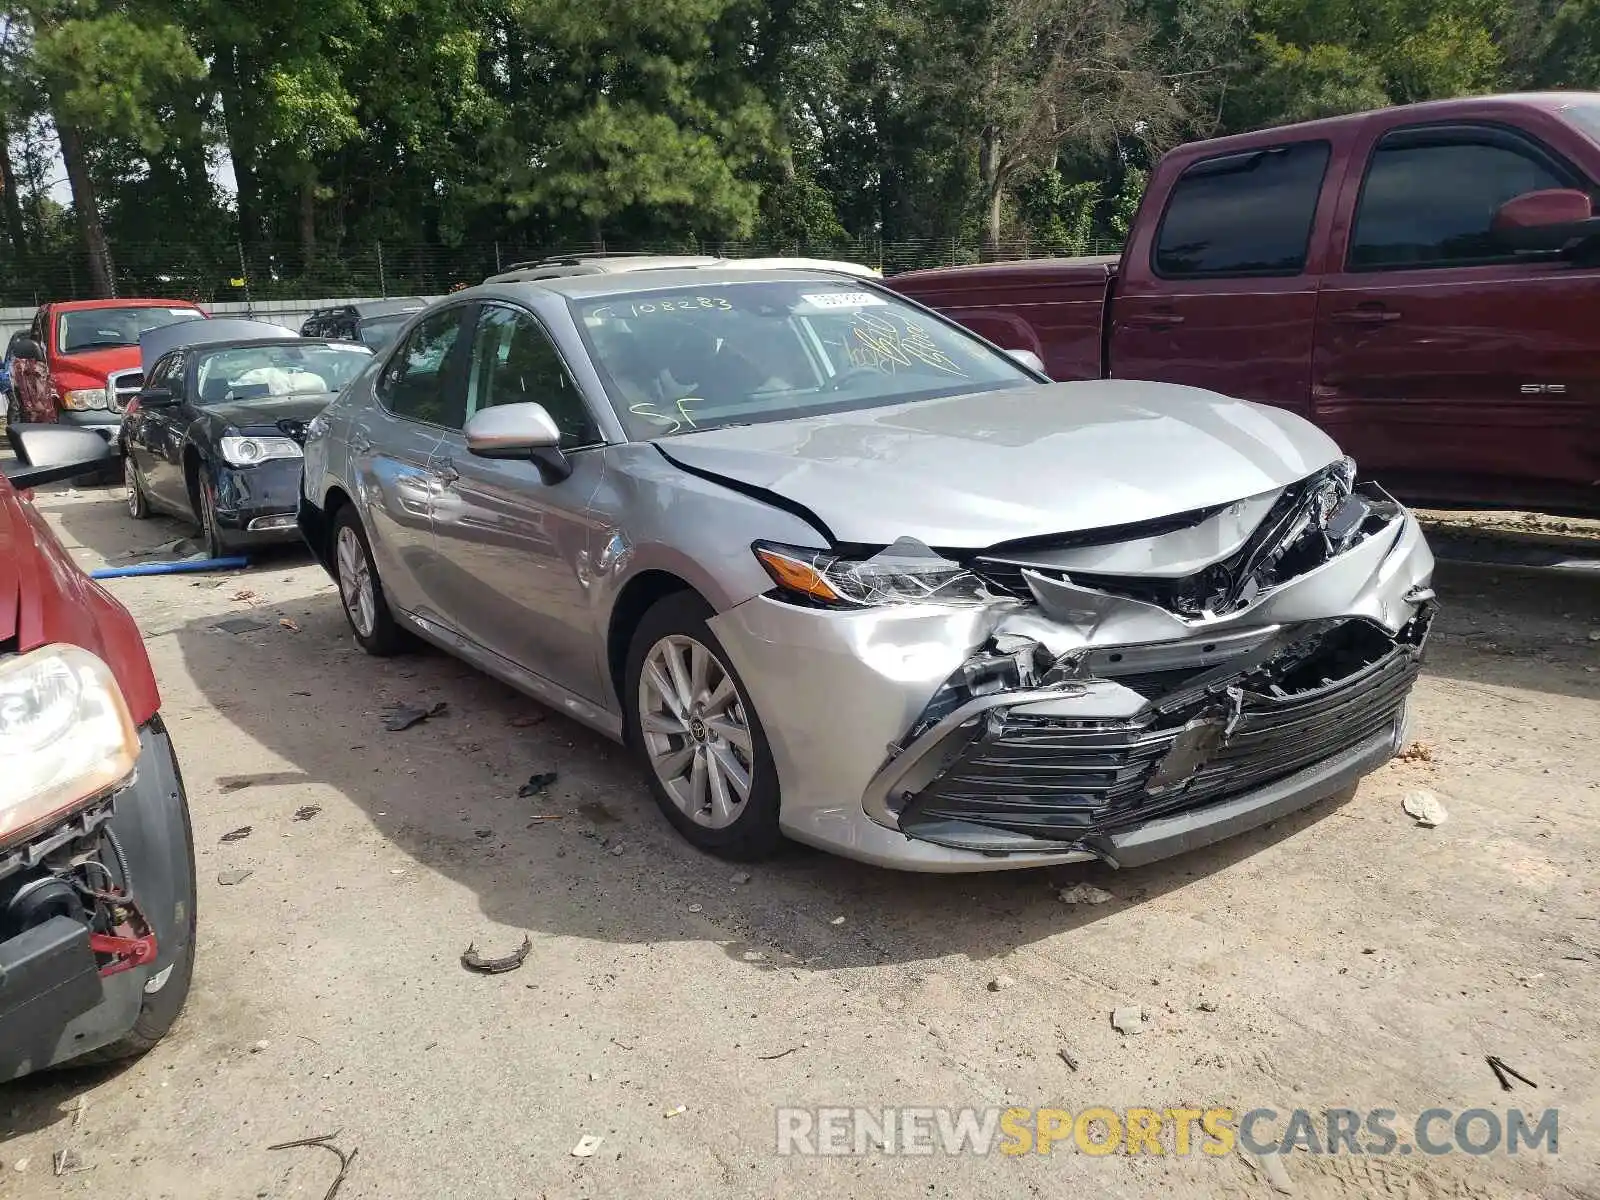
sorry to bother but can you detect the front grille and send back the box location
[106,369,143,414]
[898,617,1425,844]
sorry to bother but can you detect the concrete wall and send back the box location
[0,296,433,346]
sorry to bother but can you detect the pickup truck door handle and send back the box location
[1122,312,1185,330]
[1331,306,1401,325]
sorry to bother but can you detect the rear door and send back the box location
[1110,140,1336,418]
[1312,121,1600,510]
[351,303,473,620]
[13,307,49,421]
[427,301,610,701]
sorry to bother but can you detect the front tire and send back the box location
[196,470,230,560]
[624,592,783,860]
[332,506,407,656]
[125,454,151,519]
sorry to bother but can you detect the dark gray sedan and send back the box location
[298,268,1434,872]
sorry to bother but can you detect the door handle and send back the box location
[1123,312,1185,330]
[1331,306,1401,325]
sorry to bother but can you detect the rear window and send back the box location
[1154,141,1331,278]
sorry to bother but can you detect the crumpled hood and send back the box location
[657,379,1344,547]
[209,393,337,432]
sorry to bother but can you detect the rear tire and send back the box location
[332,506,408,656]
[624,592,783,860]
[125,454,151,519]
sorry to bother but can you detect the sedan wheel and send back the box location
[336,525,377,639]
[125,456,150,519]
[638,634,754,829]
[624,592,783,859]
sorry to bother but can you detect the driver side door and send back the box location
[126,352,190,511]
[428,301,611,702]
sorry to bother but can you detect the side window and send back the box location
[31,309,46,344]
[1155,141,1331,278]
[1348,128,1577,271]
[377,306,471,428]
[466,304,601,448]
[147,353,183,397]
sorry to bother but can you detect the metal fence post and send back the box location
[376,242,387,298]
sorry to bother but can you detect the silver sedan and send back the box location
[297,268,1435,872]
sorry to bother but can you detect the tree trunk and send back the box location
[299,174,316,274]
[980,124,1004,261]
[215,48,263,277]
[54,116,114,297]
[0,114,29,259]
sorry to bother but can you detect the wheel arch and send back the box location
[606,570,701,722]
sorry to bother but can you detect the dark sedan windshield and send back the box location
[58,306,202,354]
[570,281,1033,437]
[194,343,373,405]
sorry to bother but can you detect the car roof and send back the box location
[485,255,723,284]
[476,266,886,301]
[50,298,204,312]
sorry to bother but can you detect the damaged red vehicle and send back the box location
[0,425,196,1081]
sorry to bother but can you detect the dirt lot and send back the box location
[3,485,1598,1199]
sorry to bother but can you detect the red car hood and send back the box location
[51,345,141,385]
[0,482,160,724]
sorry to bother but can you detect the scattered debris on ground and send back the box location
[461,933,533,974]
[987,974,1016,992]
[1111,1006,1144,1035]
[730,871,751,885]
[383,701,448,732]
[1058,883,1114,905]
[231,589,257,604]
[508,713,546,728]
[217,870,253,887]
[571,1135,603,1158]
[279,618,302,633]
[758,1046,800,1061]
[220,825,252,843]
[829,916,845,926]
[687,904,703,913]
[267,1131,358,1200]
[293,805,322,822]
[517,771,559,798]
[52,1149,85,1177]
[1401,789,1448,827]
[1196,999,1219,1013]
[1397,740,1436,763]
[1057,1047,1079,1071]
[214,617,267,635]
[663,1105,687,1118]
[252,1040,269,1053]
[1487,1055,1537,1091]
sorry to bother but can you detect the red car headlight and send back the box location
[0,645,138,846]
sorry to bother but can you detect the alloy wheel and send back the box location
[124,457,141,517]
[637,634,754,829]
[335,524,377,638]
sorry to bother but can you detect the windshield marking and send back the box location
[840,312,968,377]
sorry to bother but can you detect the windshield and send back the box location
[359,313,416,350]
[570,281,1033,438]
[1555,97,1600,144]
[57,306,202,354]
[194,343,373,405]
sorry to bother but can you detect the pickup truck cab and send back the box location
[9,299,206,431]
[888,92,1600,517]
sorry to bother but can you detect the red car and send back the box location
[8,298,206,428]
[888,92,1600,518]
[0,424,197,1081]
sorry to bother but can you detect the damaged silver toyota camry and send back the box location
[298,268,1435,871]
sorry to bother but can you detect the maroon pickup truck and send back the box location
[888,92,1600,517]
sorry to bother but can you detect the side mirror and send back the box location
[11,337,43,362]
[1492,188,1599,252]
[464,401,571,482]
[1004,348,1046,375]
[3,423,117,488]
[135,386,176,408]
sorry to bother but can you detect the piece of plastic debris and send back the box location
[988,974,1016,992]
[571,1135,604,1158]
[214,616,268,635]
[508,713,546,728]
[12,1157,28,1173]
[731,871,751,885]
[1401,789,1448,827]
[518,771,559,798]
[1057,1047,1079,1071]
[217,869,253,887]
[1197,999,1219,1013]
[91,555,249,580]
[474,828,494,839]
[231,589,257,603]
[588,1072,600,1082]
[383,701,448,732]
[279,618,302,633]
[1257,1149,1295,1194]
[1058,884,1114,905]
[688,903,703,913]
[220,825,252,843]
[663,1105,687,1118]
[292,805,322,822]
[461,933,533,974]
[251,1040,269,1053]
[609,844,625,856]
[829,916,845,925]
[51,1149,83,1177]
[1111,1006,1145,1035]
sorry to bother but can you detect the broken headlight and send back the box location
[753,537,995,608]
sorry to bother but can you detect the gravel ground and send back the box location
[2,486,1597,1200]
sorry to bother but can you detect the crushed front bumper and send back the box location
[214,458,305,543]
[709,508,1435,872]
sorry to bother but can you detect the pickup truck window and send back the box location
[1349,127,1579,271]
[1154,141,1330,279]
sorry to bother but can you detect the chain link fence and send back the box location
[0,236,1125,307]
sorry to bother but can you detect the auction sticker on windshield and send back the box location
[799,292,887,309]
